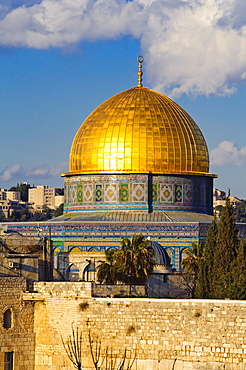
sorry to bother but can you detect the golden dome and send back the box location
[66,86,211,176]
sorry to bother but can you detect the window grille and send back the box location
[4,351,14,370]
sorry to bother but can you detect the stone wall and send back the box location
[0,277,35,369]
[2,279,246,370]
[92,283,147,297]
[33,281,92,297]
[26,282,246,370]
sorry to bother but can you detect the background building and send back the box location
[0,189,23,217]
[28,186,64,210]
[0,200,25,218]
[0,188,28,219]
[213,188,243,208]
[0,189,21,201]
[0,230,52,281]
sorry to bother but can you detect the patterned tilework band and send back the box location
[64,173,213,214]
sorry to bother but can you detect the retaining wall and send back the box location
[28,282,246,370]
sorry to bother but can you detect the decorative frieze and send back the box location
[63,173,213,213]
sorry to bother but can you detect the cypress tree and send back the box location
[196,216,218,298]
[212,194,239,299]
[229,239,246,300]
[196,193,246,299]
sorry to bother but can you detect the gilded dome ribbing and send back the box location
[67,86,210,176]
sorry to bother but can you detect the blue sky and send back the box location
[1,0,246,198]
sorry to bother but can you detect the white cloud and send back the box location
[0,164,21,181]
[25,162,68,177]
[49,162,68,176]
[141,0,246,97]
[25,166,51,177]
[0,0,246,96]
[0,162,68,183]
[0,1,41,20]
[0,0,143,48]
[211,141,246,166]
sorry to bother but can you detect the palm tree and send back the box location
[97,248,117,284]
[97,235,155,285]
[115,235,155,284]
[181,242,204,298]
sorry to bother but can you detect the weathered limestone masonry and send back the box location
[0,277,35,369]
[92,283,146,297]
[23,282,246,370]
[23,282,92,369]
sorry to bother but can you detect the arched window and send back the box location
[68,264,80,281]
[3,309,12,329]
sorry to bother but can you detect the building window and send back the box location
[163,274,168,283]
[3,309,12,329]
[4,351,14,370]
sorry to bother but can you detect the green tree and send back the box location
[97,248,117,284]
[114,235,154,284]
[54,203,64,217]
[229,239,246,300]
[212,194,239,299]
[97,235,154,285]
[233,200,246,222]
[7,210,20,222]
[196,193,246,300]
[20,209,31,222]
[9,182,31,202]
[28,208,52,221]
[196,217,218,299]
[181,242,204,298]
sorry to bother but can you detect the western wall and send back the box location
[2,278,246,369]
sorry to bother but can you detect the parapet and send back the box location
[23,281,92,300]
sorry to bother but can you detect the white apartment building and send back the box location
[28,186,64,210]
[0,189,21,201]
[6,190,21,201]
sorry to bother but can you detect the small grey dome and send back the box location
[149,241,171,266]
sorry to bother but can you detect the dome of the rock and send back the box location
[67,87,209,176]
[62,57,216,217]
[6,57,220,285]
